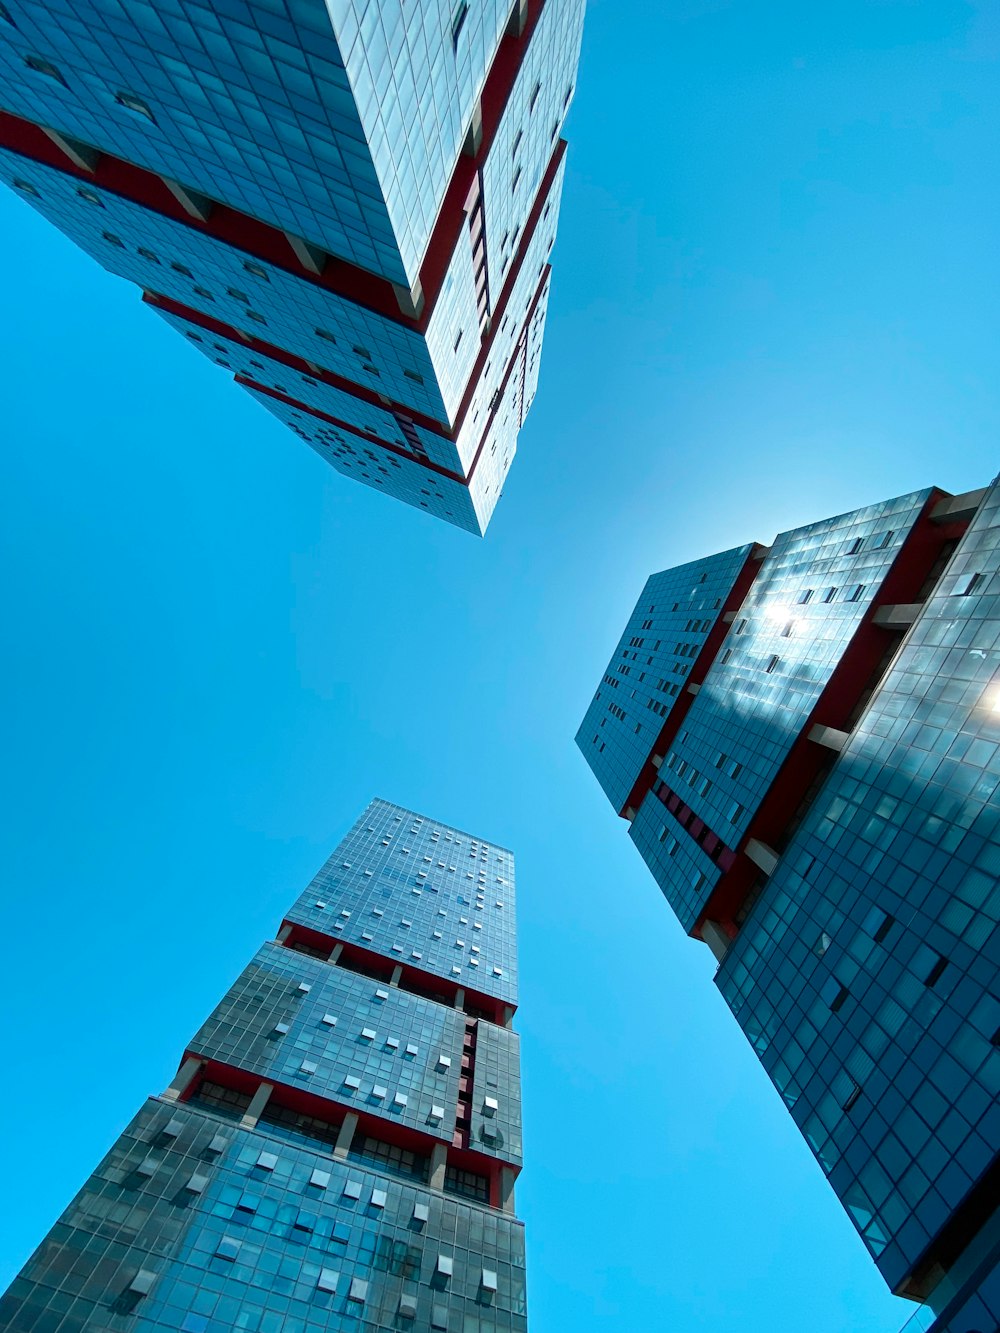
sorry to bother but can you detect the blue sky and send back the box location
[2,1,999,1330]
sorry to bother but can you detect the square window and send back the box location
[451,0,469,46]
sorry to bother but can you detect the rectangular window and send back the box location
[451,1,469,46]
[765,655,779,673]
[924,955,948,988]
[873,913,894,943]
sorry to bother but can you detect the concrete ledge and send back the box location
[931,488,988,524]
[873,604,922,628]
[745,839,779,876]
[808,723,850,751]
[701,920,731,962]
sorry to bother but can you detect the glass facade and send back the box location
[0,799,527,1332]
[0,0,586,533]
[577,480,1000,1326]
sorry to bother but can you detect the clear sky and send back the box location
[1,2,998,1331]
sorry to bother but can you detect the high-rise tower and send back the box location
[577,481,1000,1333]
[0,799,526,1331]
[0,0,585,533]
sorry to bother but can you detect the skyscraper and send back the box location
[577,481,1000,1333]
[0,799,525,1331]
[0,0,585,534]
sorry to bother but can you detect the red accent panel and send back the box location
[143,291,449,434]
[651,778,736,872]
[0,108,417,327]
[182,1055,520,1180]
[280,921,513,1025]
[239,378,465,482]
[415,0,548,310]
[449,141,564,440]
[151,259,552,492]
[694,489,966,936]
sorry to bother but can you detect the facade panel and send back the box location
[575,544,760,815]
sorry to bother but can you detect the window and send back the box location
[797,589,813,604]
[25,54,66,83]
[846,537,863,554]
[765,655,779,673]
[227,287,250,303]
[822,586,837,602]
[137,246,160,263]
[12,178,40,196]
[102,231,125,247]
[873,913,894,943]
[115,90,155,121]
[954,571,985,596]
[315,327,336,342]
[451,0,468,46]
[193,286,214,300]
[444,1165,489,1202]
[847,584,865,602]
[243,260,269,280]
[404,368,424,384]
[924,955,948,988]
[453,328,463,352]
[76,185,103,206]
[170,261,193,276]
